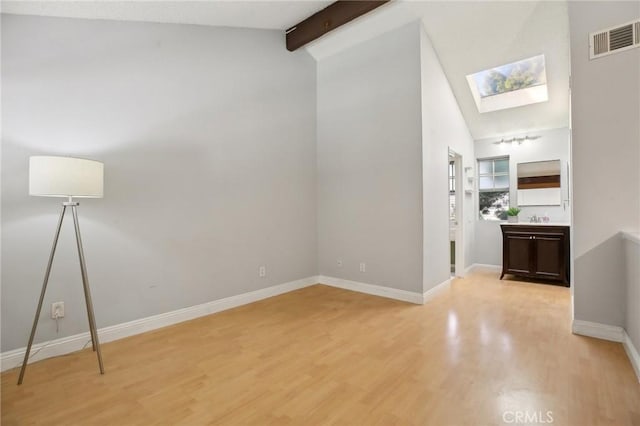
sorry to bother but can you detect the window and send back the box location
[478,157,510,221]
[466,55,548,113]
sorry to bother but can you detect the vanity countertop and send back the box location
[501,222,571,227]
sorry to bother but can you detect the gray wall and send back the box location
[1,15,318,352]
[624,235,640,354]
[569,2,640,327]
[474,127,571,266]
[317,22,424,293]
[419,25,476,288]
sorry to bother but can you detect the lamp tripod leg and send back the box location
[71,205,104,375]
[18,205,67,385]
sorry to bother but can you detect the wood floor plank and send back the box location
[2,271,639,425]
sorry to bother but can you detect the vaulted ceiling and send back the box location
[1,1,333,30]
[2,0,571,140]
[416,1,570,140]
[305,1,571,140]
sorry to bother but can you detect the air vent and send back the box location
[609,24,633,50]
[589,19,640,59]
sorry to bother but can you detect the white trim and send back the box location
[571,319,624,342]
[1,333,94,373]
[570,294,574,324]
[466,263,502,274]
[423,278,451,303]
[621,231,640,245]
[318,275,423,305]
[1,276,319,372]
[623,331,640,382]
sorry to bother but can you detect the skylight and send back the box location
[466,54,548,113]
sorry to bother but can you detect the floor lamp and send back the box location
[18,156,105,385]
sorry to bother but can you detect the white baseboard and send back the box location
[571,320,640,382]
[1,275,320,372]
[571,320,624,342]
[318,275,423,305]
[423,278,451,303]
[467,263,502,274]
[623,331,640,382]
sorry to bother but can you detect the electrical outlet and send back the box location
[51,301,65,319]
[359,262,366,273]
[259,266,266,278]
[337,259,343,267]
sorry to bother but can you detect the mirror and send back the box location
[517,160,561,206]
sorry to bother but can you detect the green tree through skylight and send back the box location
[474,55,546,98]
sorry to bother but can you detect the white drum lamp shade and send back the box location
[29,156,104,198]
[19,155,106,384]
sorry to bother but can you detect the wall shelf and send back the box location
[464,171,475,194]
[464,167,474,192]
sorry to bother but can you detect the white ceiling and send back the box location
[1,0,571,140]
[0,0,333,30]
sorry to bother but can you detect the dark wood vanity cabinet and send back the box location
[500,224,570,286]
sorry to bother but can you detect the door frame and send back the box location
[449,148,465,277]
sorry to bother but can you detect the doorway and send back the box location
[449,149,464,277]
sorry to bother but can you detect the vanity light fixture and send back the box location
[493,135,541,146]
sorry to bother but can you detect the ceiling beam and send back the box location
[285,1,389,52]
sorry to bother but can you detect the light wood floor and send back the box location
[2,271,639,425]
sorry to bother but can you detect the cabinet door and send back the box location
[505,234,533,275]
[533,234,565,281]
